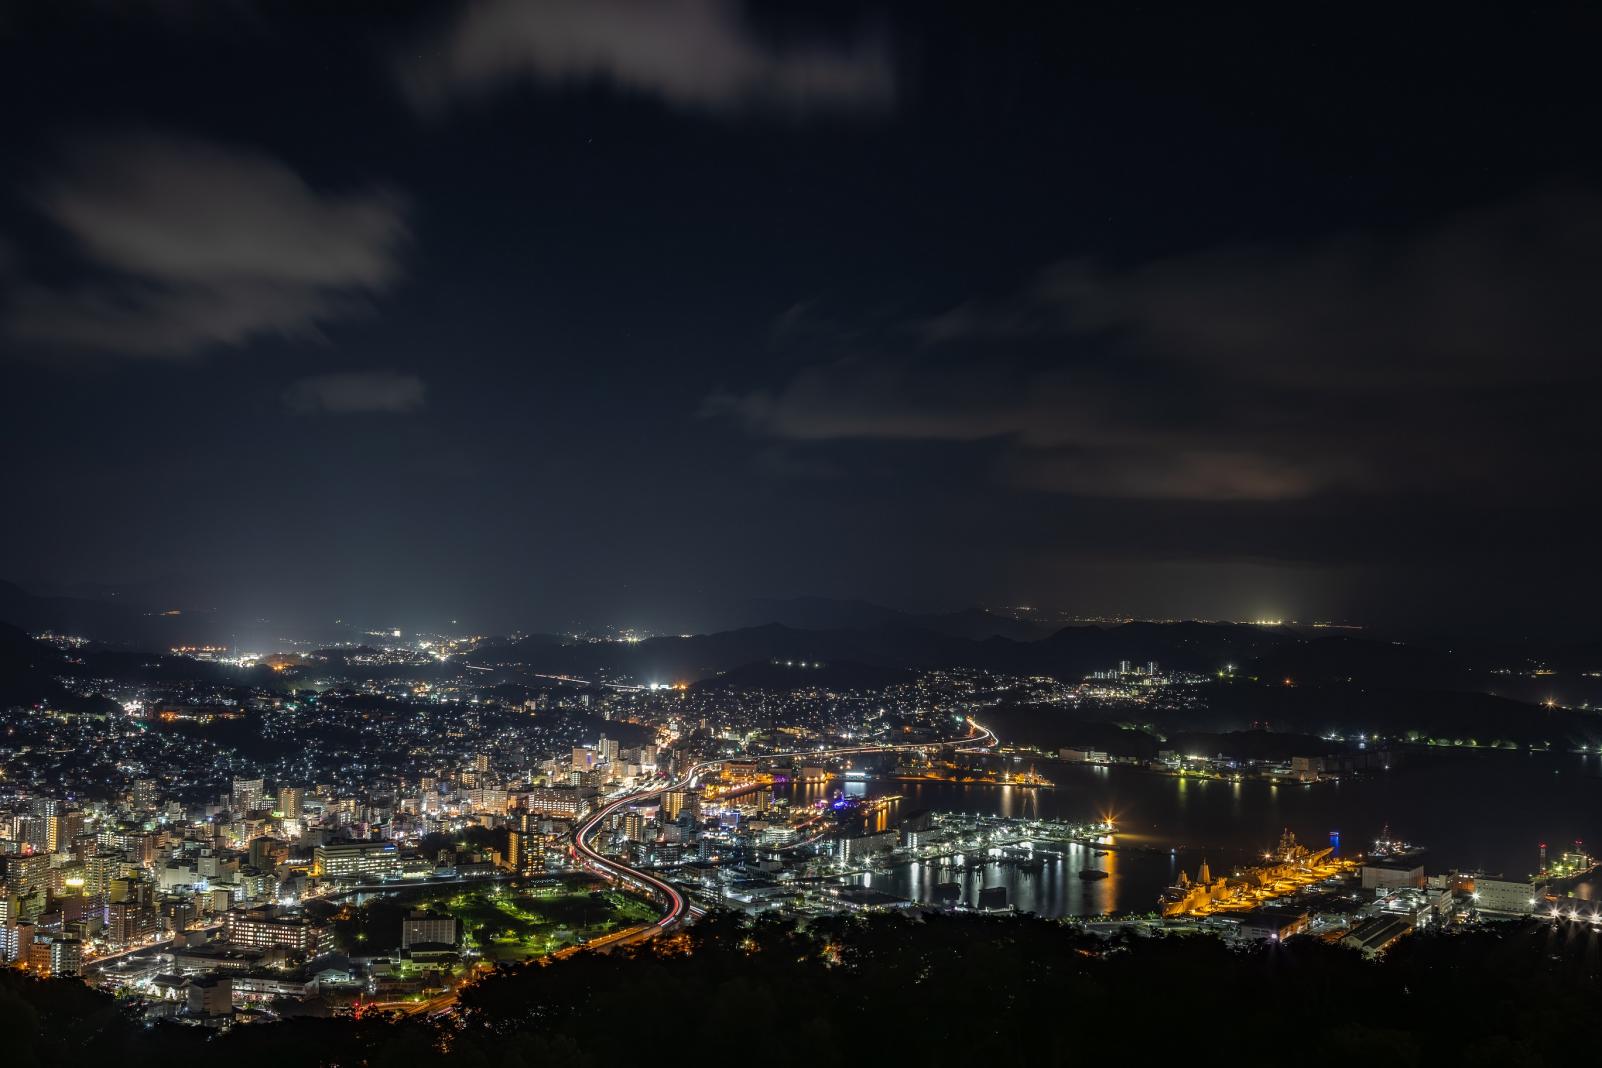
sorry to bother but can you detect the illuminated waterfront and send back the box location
[803,749,1602,918]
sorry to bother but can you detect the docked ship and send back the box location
[1534,840,1595,882]
[1159,828,1335,917]
[1370,824,1417,858]
[999,764,1056,788]
[1159,857,1229,916]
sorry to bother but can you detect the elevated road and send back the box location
[569,717,996,940]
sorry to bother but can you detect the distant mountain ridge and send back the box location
[7,580,1602,709]
[0,580,141,640]
[478,618,1306,685]
[6,585,1602,750]
[690,659,917,693]
[0,579,223,647]
[717,596,1052,642]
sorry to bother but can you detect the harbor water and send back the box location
[794,748,1602,917]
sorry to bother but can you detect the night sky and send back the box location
[4,3,1601,637]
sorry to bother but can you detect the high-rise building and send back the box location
[0,918,33,963]
[0,852,49,895]
[276,786,304,819]
[507,827,546,874]
[10,815,47,852]
[132,779,160,809]
[623,810,645,842]
[106,900,156,946]
[662,790,689,821]
[85,852,127,906]
[46,812,84,853]
[232,777,266,813]
[49,937,83,978]
[505,828,524,873]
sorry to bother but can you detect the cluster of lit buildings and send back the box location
[6,617,1596,1032]
[0,722,667,1021]
[0,644,1103,1020]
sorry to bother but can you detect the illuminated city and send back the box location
[4,3,1602,1064]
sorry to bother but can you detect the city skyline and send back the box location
[3,6,1602,1056]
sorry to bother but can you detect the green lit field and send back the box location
[319,877,660,961]
[443,883,658,961]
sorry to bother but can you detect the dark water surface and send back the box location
[795,749,1602,917]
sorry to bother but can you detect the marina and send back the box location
[807,748,1602,921]
[801,748,1602,885]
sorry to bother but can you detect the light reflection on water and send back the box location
[853,840,1127,916]
[793,750,1602,918]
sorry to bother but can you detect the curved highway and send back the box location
[570,717,996,939]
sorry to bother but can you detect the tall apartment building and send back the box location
[0,915,33,963]
[84,852,129,906]
[132,779,160,809]
[46,812,84,853]
[231,777,266,813]
[0,852,49,895]
[506,828,547,875]
[276,786,304,819]
[106,900,157,946]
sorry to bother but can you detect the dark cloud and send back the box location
[6,132,409,358]
[926,186,1602,388]
[715,188,1602,502]
[283,370,427,415]
[1004,450,1339,504]
[707,359,1354,501]
[704,358,1069,444]
[5,3,1600,634]
[398,0,894,116]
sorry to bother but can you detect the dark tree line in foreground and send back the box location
[4,912,1599,1067]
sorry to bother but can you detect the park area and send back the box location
[312,876,661,962]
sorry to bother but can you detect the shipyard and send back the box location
[1158,828,1352,918]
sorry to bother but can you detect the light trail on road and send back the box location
[569,718,996,940]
